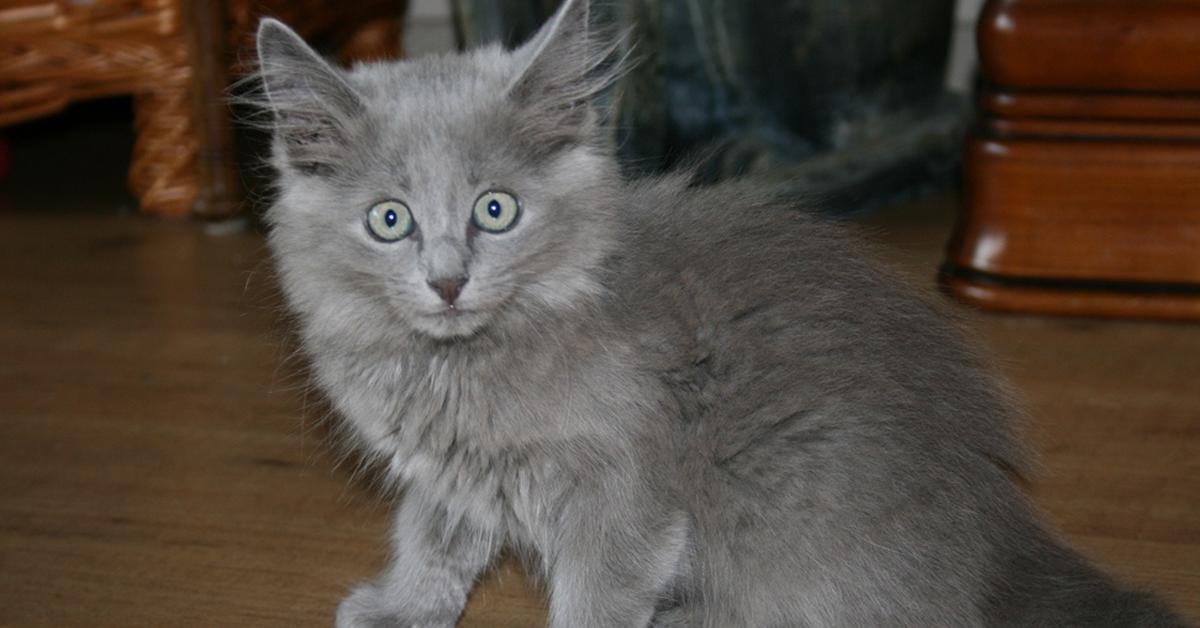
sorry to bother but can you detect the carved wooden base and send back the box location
[949,132,1200,321]
[946,0,1200,320]
[940,269,1200,322]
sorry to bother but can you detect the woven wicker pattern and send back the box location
[0,0,198,215]
[228,0,408,70]
[0,0,406,217]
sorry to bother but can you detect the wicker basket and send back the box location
[0,0,406,217]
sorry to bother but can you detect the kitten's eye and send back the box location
[366,201,415,242]
[472,191,520,233]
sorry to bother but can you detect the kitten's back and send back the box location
[608,176,1188,627]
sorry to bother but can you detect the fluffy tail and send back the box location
[984,525,1189,627]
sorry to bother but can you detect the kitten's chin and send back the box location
[411,308,492,341]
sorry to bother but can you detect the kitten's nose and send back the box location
[427,275,469,306]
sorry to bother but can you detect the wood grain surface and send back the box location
[0,198,1197,626]
[955,1,1200,320]
[941,273,1200,322]
[981,90,1200,123]
[979,0,1200,92]
[983,116,1200,141]
[954,137,1200,284]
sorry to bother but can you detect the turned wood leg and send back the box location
[337,13,406,64]
[129,63,200,218]
[183,0,242,219]
[129,0,242,219]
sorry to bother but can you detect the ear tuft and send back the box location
[249,19,364,176]
[506,0,626,147]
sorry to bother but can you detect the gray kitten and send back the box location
[252,2,1187,626]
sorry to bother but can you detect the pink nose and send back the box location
[427,275,468,306]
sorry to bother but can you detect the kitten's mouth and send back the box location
[440,306,467,317]
[413,293,513,339]
[413,305,492,340]
[421,301,479,319]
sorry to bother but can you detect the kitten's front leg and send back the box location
[545,479,689,628]
[337,491,500,628]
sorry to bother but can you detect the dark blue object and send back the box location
[454,0,965,214]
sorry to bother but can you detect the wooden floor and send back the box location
[1,184,1197,625]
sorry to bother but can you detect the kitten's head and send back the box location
[254,0,623,344]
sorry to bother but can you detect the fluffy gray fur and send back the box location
[252,2,1187,626]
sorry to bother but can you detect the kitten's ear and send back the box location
[506,0,620,146]
[255,19,364,176]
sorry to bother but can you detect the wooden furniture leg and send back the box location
[122,17,198,217]
[942,0,1200,321]
[338,14,406,64]
[0,0,407,218]
[183,0,241,219]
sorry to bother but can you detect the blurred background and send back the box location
[1,1,1196,626]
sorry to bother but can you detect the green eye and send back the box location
[472,191,520,233]
[366,200,414,242]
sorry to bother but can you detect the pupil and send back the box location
[487,200,502,218]
[385,210,397,227]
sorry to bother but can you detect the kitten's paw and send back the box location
[336,583,458,628]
